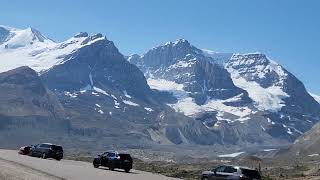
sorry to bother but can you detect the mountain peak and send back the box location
[0,25,53,48]
[163,38,190,47]
[74,32,89,38]
[26,27,50,43]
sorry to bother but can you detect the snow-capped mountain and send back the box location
[1,25,319,150]
[0,25,53,49]
[129,39,251,117]
[128,39,320,143]
[228,53,320,139]
[0,26,220,149]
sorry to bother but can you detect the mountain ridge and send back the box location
[0,26,319,151]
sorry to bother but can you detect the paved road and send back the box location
[0,149,179,180]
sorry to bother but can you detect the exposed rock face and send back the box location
[0,66,64,117]
[226,53,320,141]
[0,66,69,148]
[0,25,319,151]
[129,39,250,106]
[41,36,153,102]
[128,40,320,145]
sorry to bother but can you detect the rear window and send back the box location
[40,144,50,148]
[119,154,132,161]
[51,145,63,151]
[241,168,261,178]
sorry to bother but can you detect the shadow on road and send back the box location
[98,167,139,174]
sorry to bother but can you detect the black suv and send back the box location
[29,143,63,161]
[201,165,261,180]
[93,151,133,172]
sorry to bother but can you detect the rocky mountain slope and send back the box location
[128,39,320,144]
[0,25,319,151]
[0,26,223,149]
[0,66,69,148]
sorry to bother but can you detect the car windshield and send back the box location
[241,168,261,178]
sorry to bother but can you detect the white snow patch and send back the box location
[168,60,196,69]
[144,107,154,112]
[227,67,289,112]
[147,78,185,95]
[218,152,245,158]
[308,154,319,157]
[148,78,252,119]
[123,100,140,107]
[93,87,109,96]
[123,90,132,98]
[114,100,120,109]
[95,104,101,108]
[98,110,104,114]
[64,91,77,98]
[80,84,92,93]
[263,149,277,152]
[111,94,117,100]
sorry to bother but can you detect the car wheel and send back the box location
[42,153,47,159]
[109,164,115,171]
[124,168,130,173]
[55,158,62,161]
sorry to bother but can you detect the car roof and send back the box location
[42,143,53,145]
[41,143,61,146]
[104,150,119,154]
[218,165,256,170]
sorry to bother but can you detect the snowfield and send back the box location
[147,78,253,119]
[0,149,179,180]
[217,152,245,158]
[0,25,105,74]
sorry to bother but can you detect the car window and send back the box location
[215,166,226,173]
[240,168,261,178]
[51,145,63,151]
[119,154,132,161]
[107,152,117,157]
[224,166,237,173]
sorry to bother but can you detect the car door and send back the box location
[223,166,239,179]
[33,144,42,156]
[211,166,227,180]
[100,152,108,166]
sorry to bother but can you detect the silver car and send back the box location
[201,165,261,180]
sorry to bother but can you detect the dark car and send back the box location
[29,143,63,160]
[93,151,133,173]
[18,146,32,155]
[201,165,261,180]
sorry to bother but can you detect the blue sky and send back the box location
[0,0,319,94]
